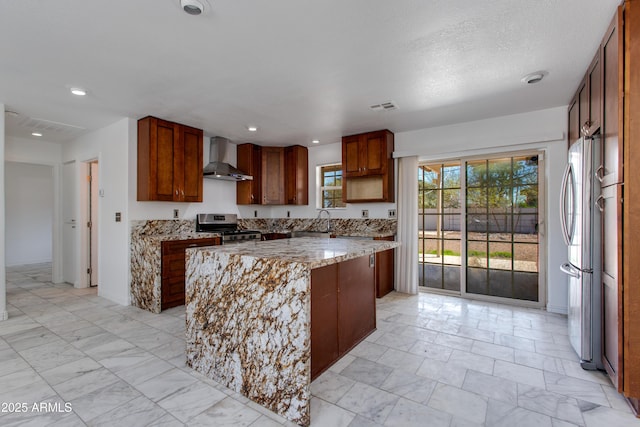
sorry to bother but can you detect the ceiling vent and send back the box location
[19,117,85,135]
[370,101,398,112]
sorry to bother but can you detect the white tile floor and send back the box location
[1,263,639,426]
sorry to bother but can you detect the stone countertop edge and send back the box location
[141,232,221,241]
[186,237,400,270]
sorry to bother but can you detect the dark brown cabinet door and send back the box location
[363,132,387,175]
[602,184,622,389]
[311,264,339,380]
[161,238,220,311]
[568,97,580,146]
[181,125,204,202]
[137,116,203,202]
[338,255,375,354]
[602,13,622,187]
[285,145,308,205]
[578,80,589,137]
[374,236,395,298]
[236,143,262,205]
[262,147,285,205]
[342,135,361,176]
[587,53,602,134]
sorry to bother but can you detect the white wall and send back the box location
[5,162,54,266]
[63,119,131,305]
[395,106,568,314]
[0,102,7,320]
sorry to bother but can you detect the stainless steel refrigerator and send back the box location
[560,135,602,370]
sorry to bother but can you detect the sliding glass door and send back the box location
[418,152,544,306]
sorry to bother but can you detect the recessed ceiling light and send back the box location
[312,140,320,144]
[181,0,204,15]
[70,87,87,96]
[32,132,42,137]
[247,126,258,132]
[521,72,546,84]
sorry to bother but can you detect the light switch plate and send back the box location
[388,209,396,218]
[361,209,369,218]
[173,209,179,219]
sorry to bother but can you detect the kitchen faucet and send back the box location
[317,209,332,232]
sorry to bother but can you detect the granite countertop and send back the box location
[189,237,399,269]
[141,232,221,241]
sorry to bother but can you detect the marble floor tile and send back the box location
[309,397,356,427]
[348,340,389,362]
[4,264,640,427]
[486,399,553,427]
[493,360,546,389]
[415,358,468,387]
[340,358,393,387]
[471,340,515,363]
[39,357,103,386]
[384,397,451,427]
[376,348,424,374]
[517,384,584,425]
[428,383,488,424]
[187,396,262,426]
[336,381,399,424]
[85,395,167,427]
[581,404,640,427]
[379,369,437,405]
[53,367,121,401]
[462,370,518,405]
[408,340,453,362]
[18,339,86,372]
[543,371,610,406]
[449,349,495,375]
[311,370,356,403]
[434,332,474,352]
[157,381,227,422]
[514,349,566,374]
[136,368,199,402]
[69,380,141,422]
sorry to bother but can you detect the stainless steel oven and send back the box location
[195,213,261,243]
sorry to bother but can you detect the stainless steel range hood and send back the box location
[203,136,253,181]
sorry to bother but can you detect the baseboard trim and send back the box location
[547,303,568,315]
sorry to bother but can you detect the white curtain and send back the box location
[395,156,418,294]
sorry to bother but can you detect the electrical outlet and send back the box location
[388,209,396,219]
[173,209,179,219]
[115,212,121,222]
[361,209,369,219]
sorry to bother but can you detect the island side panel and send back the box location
[185,249,312,426]
[130,235,162,313]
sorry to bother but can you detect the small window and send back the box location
[319,164,346,208]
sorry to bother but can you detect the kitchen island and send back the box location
[185,237,400,426]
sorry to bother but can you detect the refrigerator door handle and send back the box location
[559,163,573,246]
[595,165,604,183]
[560,262,581,279]
[595,195,605,212]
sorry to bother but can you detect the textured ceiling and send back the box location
[0,0,621,145]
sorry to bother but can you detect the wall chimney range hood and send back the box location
[203,136,253,181]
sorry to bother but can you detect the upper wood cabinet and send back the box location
[342,129,394,203]
[602,11,623,187]
[237,143,262,205]
[137,116,203,202]
[262,147,285,205]
[285,145,309,205]
[237,143,308,205]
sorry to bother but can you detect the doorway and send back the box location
[418,151,545,307]
[87,161,99,287]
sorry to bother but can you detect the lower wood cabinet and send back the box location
[311,254,375,380]
[374,236,395,298]
[161,238,220,310]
